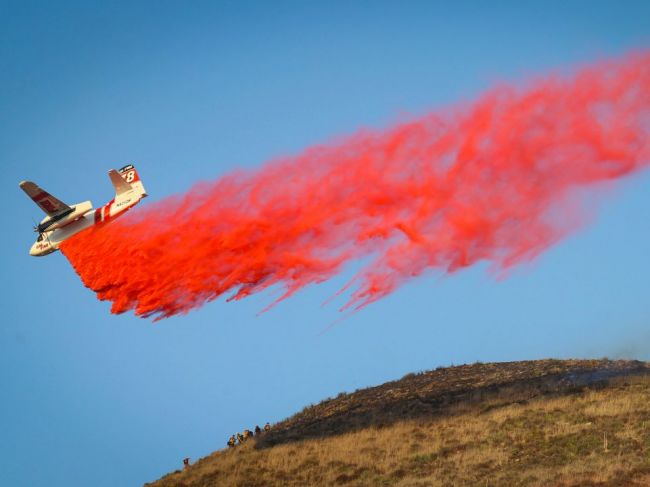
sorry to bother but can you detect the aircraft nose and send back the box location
[29,241,46,256]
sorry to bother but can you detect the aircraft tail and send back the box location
[117,164,147,197]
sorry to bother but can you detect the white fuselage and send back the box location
[29,189,145,256]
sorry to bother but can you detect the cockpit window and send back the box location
[37,234,44,242]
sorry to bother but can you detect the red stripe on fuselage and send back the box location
[93,197,139,228]
[102,199,114,223]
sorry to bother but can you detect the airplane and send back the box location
[20,164,147,256]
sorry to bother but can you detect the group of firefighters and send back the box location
[227,422,271,447]
[182,422,273,469]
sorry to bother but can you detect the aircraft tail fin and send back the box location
[118,164,147,197]
[108,169,132,195]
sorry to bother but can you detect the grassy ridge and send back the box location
[148,359,650,486]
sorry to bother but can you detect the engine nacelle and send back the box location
[38,201,93,233]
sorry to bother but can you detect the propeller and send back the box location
[31,217,53,248]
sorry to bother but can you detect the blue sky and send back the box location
[1,1,649,485]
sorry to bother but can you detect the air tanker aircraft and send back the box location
[20,164,147,256]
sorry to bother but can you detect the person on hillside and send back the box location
[183,458,190,469]
[254,425,261,436]
[243,429,253,440]
[227,435,236,448]
[264,422,271,432]
[237,432,244,444]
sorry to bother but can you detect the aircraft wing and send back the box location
[19,180,72,217]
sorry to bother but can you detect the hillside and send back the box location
[147,359,650,486]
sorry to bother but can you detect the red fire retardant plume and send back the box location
[61,52,650,320]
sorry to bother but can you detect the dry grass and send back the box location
[147,361,650,487]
